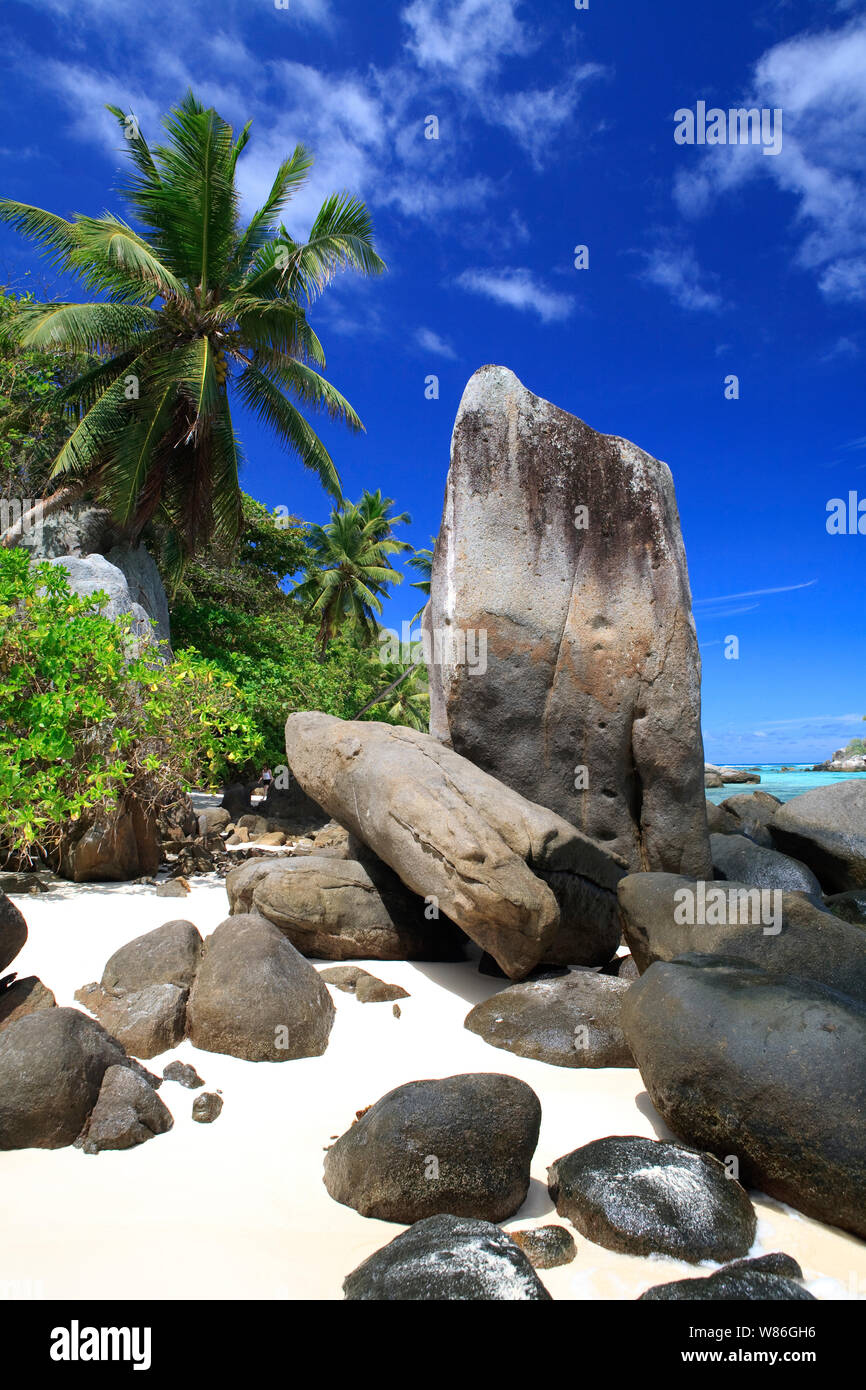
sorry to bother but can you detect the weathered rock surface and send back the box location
[192,1092,223,1123]
[510,1225,577,1269]
[768,780,866,892]
[0,975,56,1032]
[825,888,866,928]
[226,854,447,961]
[621,956,866,1238]
[75,981,187,1059]
[78,1064,173,1154]
[0,892,27,972]
[319,964,371,993]
[617,872,866,1001]
[548,1135,755,1262]
[640,1254,814,1301]
[426,366,710,879]
[163,1060,203,1089]
[709,834,822,895]
[354,975,409,1004]
[53,793,160,883]
[464,972,634,1068]
[0,1008,145,1149]
[343,1215,551,1301]
[44,553,160,652]
[187,914,335,1061]
[324,1073,541,1223]
[705,801,740,835]
[285,711,625,979]
[719,769,761,785]
[102,920,203,992]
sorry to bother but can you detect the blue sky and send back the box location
[1,0,864,762]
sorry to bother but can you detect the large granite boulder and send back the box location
[0,892,27,973]
[0,1007,149,1149]
[621,955,866,1238]
[709,834,822,895]
[323,1073,541,1223]
[343,1215,551,1301]
[285,712,625,979]
[464,972,634,1068]
[100,919,203,993]
[0,975,55,1032]
[52,792,161,883]
[617,872,866,1002]
[548,1135,756,1262]
[425,366,710,879]
[640,1254,814,1301]
[768,781,866,892]
[186,914,335,1061]
[226,854,450,961]
[43,554,160,654]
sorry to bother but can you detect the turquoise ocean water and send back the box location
[705,766,866,805]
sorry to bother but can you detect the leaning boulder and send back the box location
[186,914,335,1062]
[324,1073,541,1223]
[548,1135,755,1262]
[0,976,55,1032]
[226,855,447,961]
[426,366,710,879]
[0,1007,148,1149]
[78,1064,173,1154]
[768,780,866,892]
[0,892,27,973]
[343,1215,551,1301]
[285,712,625,979]
[464,972,634,1068]
[617,872,866,1002]
[621,955,866,1238]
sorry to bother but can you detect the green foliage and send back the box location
[0,90,385,557]
[292,489,411,652]
[844,737,866,755]
[0,546,261,859]
[0,286,92,499]
[168,493,415,767]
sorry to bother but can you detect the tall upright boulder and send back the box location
[427,366,710,877]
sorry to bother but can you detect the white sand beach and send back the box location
[3,876,865,1302]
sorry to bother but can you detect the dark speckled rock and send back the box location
[343,1215,551,1300]
[710,834,821,895]
[464,972,634,1068]
[0,892,27,973]
[510,1224,577,1269]
[192,1091,223,1123]
[324,1073,541,1224]
[640,1253,813,1301]
[548,1135,756,1262]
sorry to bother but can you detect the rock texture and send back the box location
[44,554,161,654]
[343,1215,551,1301]
[621,955,866,1238]
[78,1064,173,1154]
[324,1073,541,1223]
[226,854,447,962]
[426,366,710,879]
[285,712,625,979]
[709,834,822,894]
[186,914,335,1062]
[0,1008,147,1149]
[548,1135,756,1262]
[768,780,866,892]
[464,972,634,1068]
[0,975,56,1032]
[617,872,866,1002]
[100,919,202,993]
[510,1225,577,1269]
[0,892,27,973]
[640,1255,814,1302]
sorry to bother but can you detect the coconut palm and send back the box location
[0,91,385,559]
[407,539,434,623]
[357,659,429,730]
[293,489,411,654]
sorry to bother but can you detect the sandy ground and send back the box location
[2,874,865,1302]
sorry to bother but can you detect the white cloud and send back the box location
[456,267,574,322]
[673,16,866,303]
[402,0,531,93]
[641,243,723,312]
[494,65,606,168]
[416,328,457,359]
[695,581,817,606]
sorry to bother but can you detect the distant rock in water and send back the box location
[426,366,710,879]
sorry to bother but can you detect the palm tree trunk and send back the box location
[353,661,421,720]
[0,481,85,548]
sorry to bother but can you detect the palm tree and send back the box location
[293,489,411,654]
[0,92,385,559]
[356,659,430,730]
[407,539,434,623]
